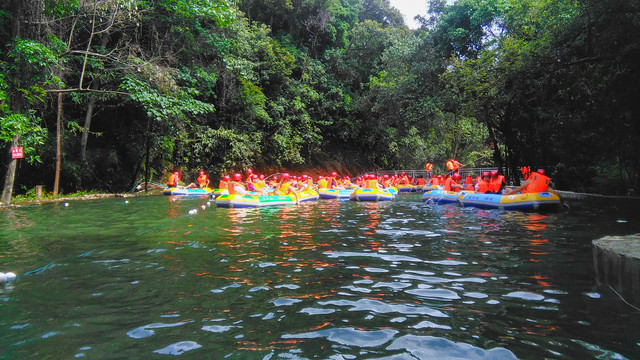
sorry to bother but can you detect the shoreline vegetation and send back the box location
[1,0,638,204]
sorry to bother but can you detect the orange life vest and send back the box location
[444,178,459,192]
[524,173,551,193]
[219,180,228,189]
[431,177,440,186]
[476,179,490,193]
[464,175,473,185]
[365,179,377,189]
[168,174,179,187]
[489,175,505,193]
[446,160,454,171]
[425,163,433,172]
[197,175,208,187]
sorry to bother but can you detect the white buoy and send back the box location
[5,272,16,280]
[206,202,211,207]
[125,200,129,204]
[188,209,197,215]
[0,273,6,282]
[64,202,69,207]
[201,205,206,210]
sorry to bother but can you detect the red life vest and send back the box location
[431,177,440,186]
[464,176,473,185]
[425,163,433,172]
[524,173,551,193]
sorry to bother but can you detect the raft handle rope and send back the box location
[608,285,640,312]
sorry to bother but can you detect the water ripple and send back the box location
[385,335,517,359]
[152,341,202,355]
[319,298,448,318]
[282,327,398,348]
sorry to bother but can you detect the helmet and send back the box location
[259,174,265,180]
[223,175,230,181]
[233,173,242,181]
[302,175,308,180]
[252,174,258,179]
[331,172,337,177]
[368,174,376,179]
[401,171,406,176]
[199,171,204,175]
[482,171,490,177]
[281,173,290,179]
[318,176,324,179]
[490,170,499,177]
[452,173,462,180]
[247,169,253,174]
[537,169,546,175]
[173,172,179,175]
[383,174,389,179]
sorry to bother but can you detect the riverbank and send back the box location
[1,189,163,208]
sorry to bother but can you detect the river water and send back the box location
[1,194,639,359]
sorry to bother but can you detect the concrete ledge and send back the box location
[593,235,640,306]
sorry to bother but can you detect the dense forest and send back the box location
[1,0,639,203]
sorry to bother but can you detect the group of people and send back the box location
[166,161,554,196]
[167,170,210,189]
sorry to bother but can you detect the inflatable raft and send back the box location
[349,187,396,202]
[396,184,417,192]
[317,188,354,200]
[216,189,319,208]
[163,187,214,196]
[211,188,229,198]
[458,191,561,211]
[421,189,462,205]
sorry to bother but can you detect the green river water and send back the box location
[1,194,639,359]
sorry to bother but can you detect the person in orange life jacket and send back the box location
[463,174,475,191]
[247,174,269,195]
[227,173,247,195]
[317,176,329,189]
[475,172,492,193]
[273,173,293,195]
[430,175,441,186]
[342,176,352,187]
[488,170,506,194]
[167,172,180,187]
[363,174,381,190]
[521,166,532,181]
[444,173,463,192]
[257,174,267,189]
[219,175,230,190]
[446,159,464,176]
[380,174,391,188]
[505,169,556,195]
[329,172,342,189]
[425,162,433,179]
[416,176,426,186]
[398,171,410,185]
[245,169,254,183]
[196,171,210,188]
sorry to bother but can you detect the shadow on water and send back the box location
[1,194,639,358]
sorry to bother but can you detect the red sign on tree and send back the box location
[11,147,24,159]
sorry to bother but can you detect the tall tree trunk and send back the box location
[79,94,96,161]
[53,93,63,195]
[1,136,21,205]
[1,0,24,205]
[79,35,108,161]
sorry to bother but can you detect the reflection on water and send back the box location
[1,194,640,358]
